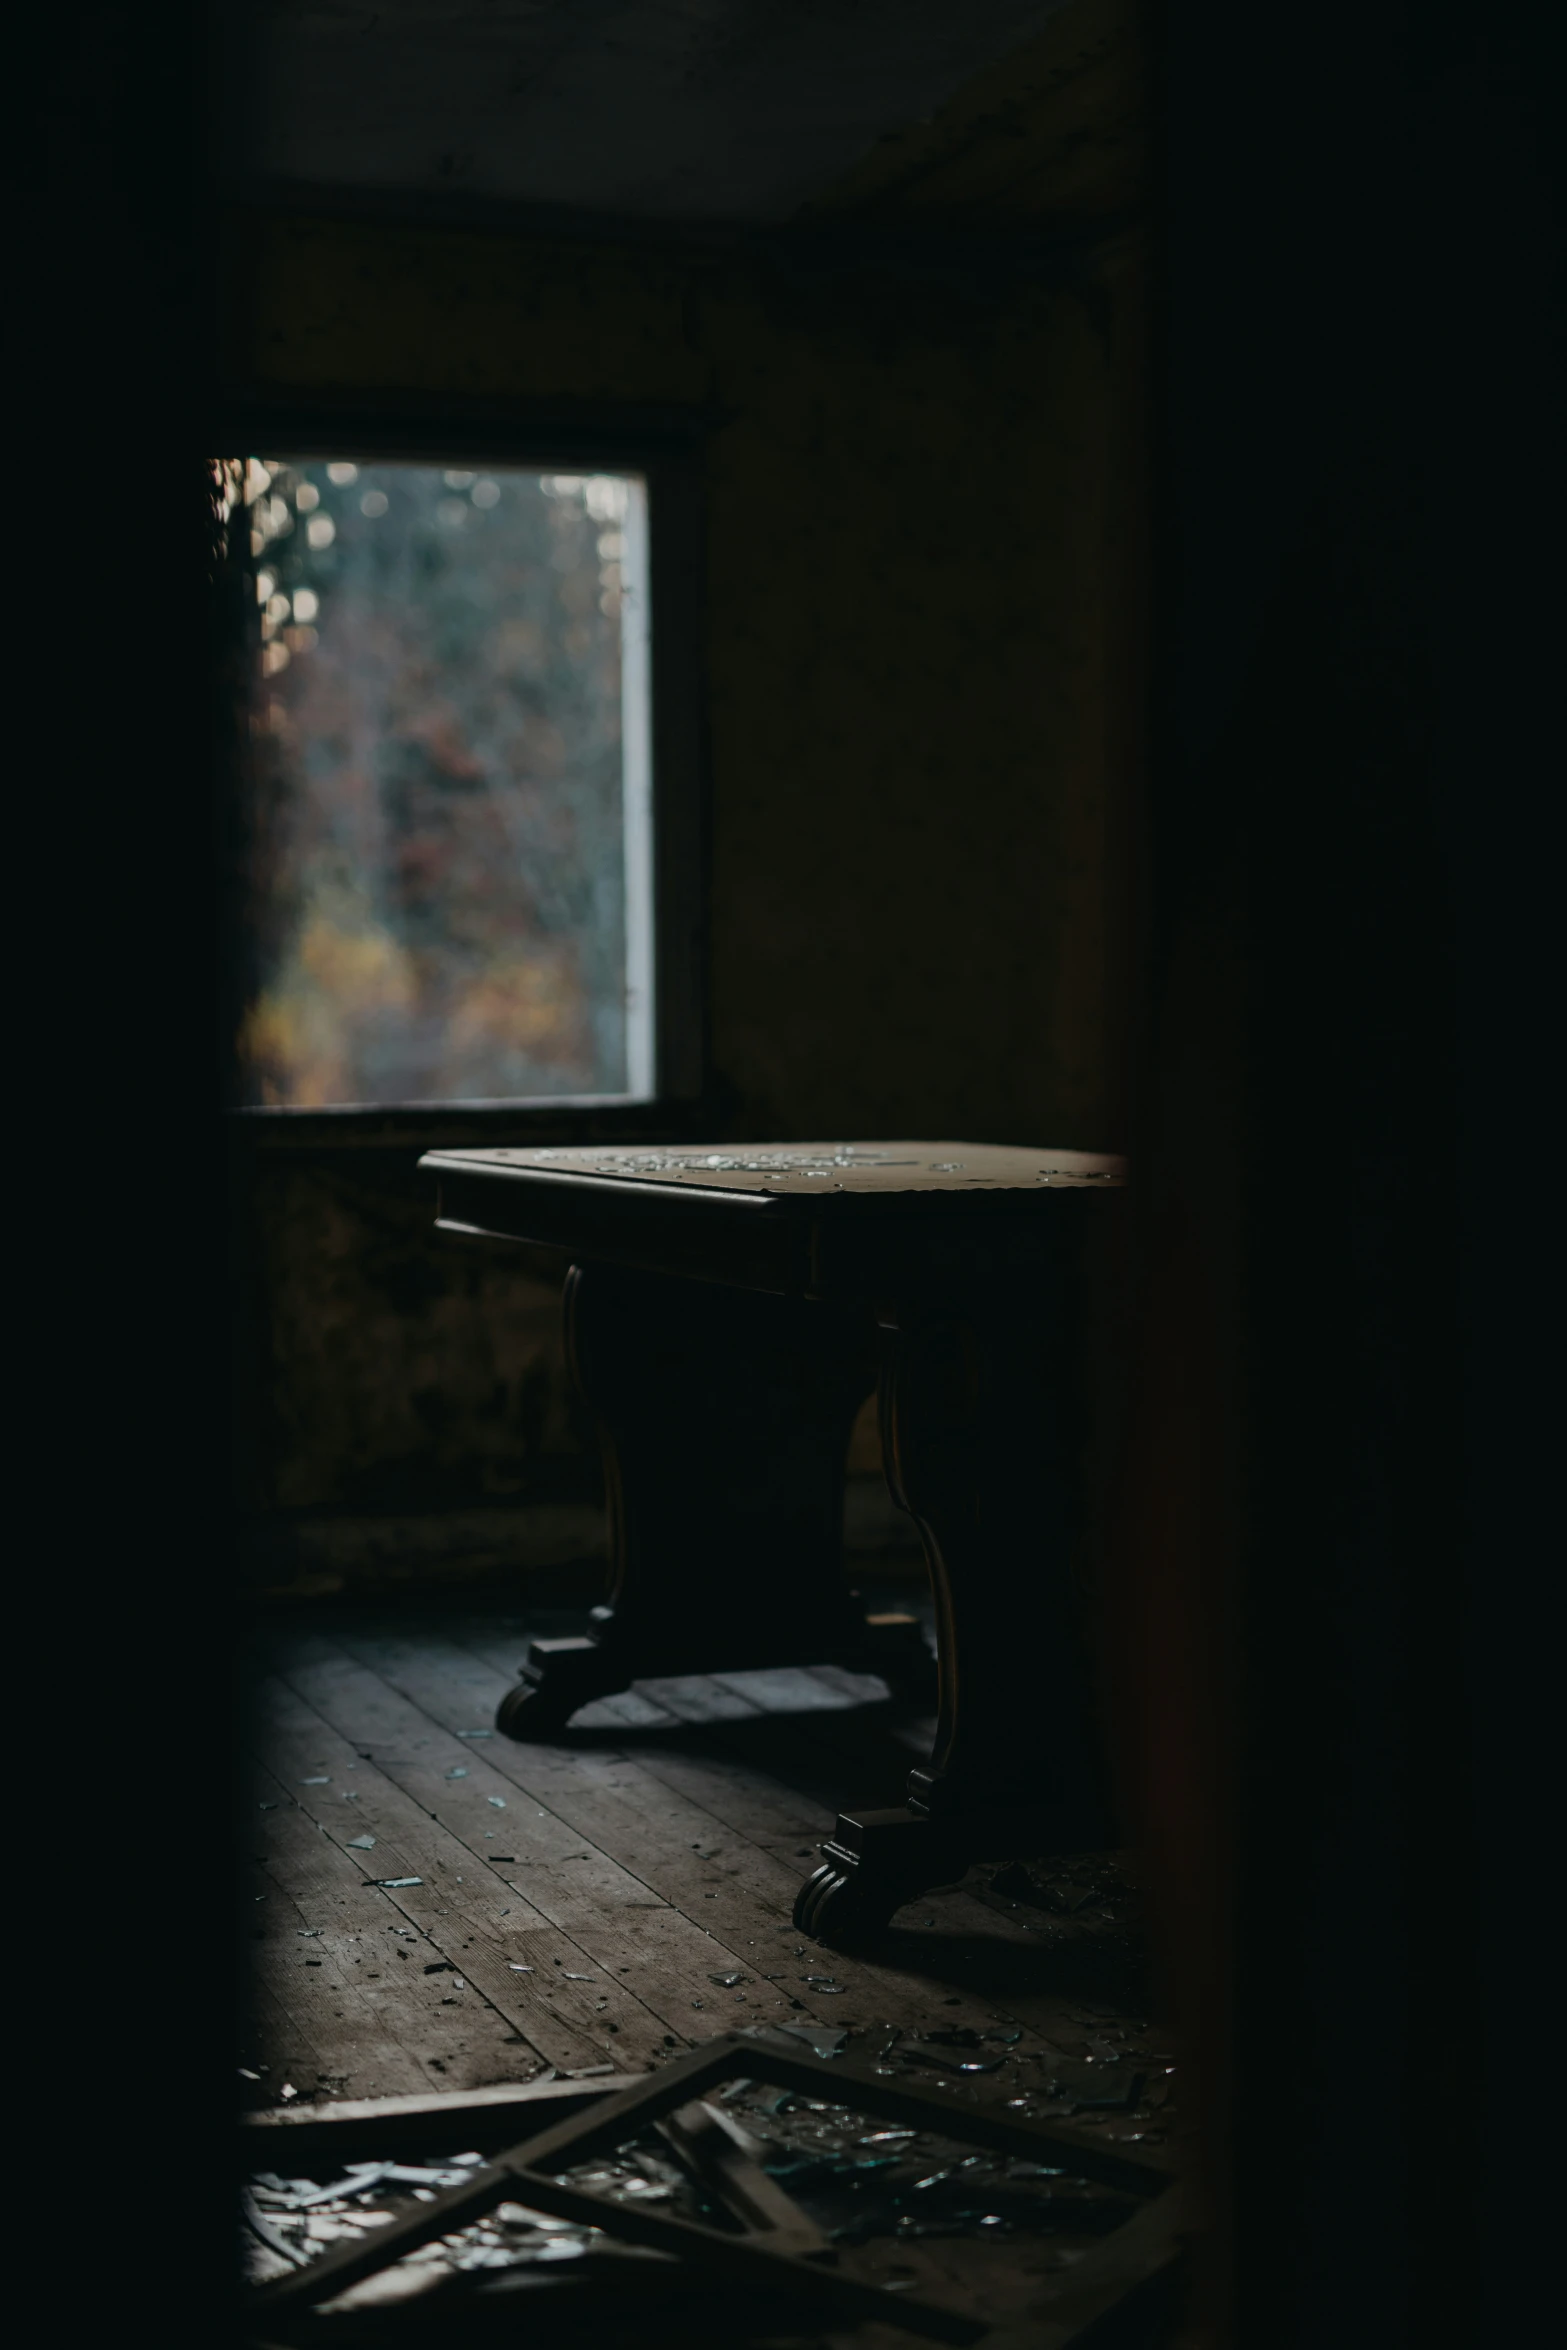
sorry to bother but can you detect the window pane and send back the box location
[230,457,654,1107]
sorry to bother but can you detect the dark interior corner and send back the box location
[21,1,1555,2343]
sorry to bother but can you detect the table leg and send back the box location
[496,1265,927,1737]
[796,1283,1113,1939]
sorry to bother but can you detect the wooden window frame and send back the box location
[211,390,710,1153]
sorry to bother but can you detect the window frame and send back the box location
[211,390,710,1152]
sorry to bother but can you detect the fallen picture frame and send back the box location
[244,2030,1181,2346]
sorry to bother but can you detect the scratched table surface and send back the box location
[424,1141,1126,1197]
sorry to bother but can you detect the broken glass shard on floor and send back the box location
[241,2155,615,2299]
[764,2023,848,2061]
[694,2082,1143,2256]
[1042,2062,1148,2109]
[241,2062,1151,2311]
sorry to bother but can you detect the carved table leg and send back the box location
[497,1264,905,1736]
[797,1271,1112,1939]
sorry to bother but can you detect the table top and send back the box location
[421,1141,1125,1198]
[420,1141,1125,1298]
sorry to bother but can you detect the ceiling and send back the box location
[225,0,1078,225]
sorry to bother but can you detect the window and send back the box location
[219,452,665,1111]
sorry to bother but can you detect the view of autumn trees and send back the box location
[226,454,645,1107]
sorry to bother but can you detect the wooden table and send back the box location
[419,1140,1126,1943]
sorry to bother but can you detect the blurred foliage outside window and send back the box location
[213,454,654,1107]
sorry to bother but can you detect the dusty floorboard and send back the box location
[241,1602,1179,2143]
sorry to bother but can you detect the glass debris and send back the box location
[346,1835,376,1851]
[1040,2063,1147,2109]
[241,2148,612,2300]
[895,2025,1015,2077]
[984,1857,1141,1926]
[767,2024,848,2060]
[242,2047,1149,2318]
[692,2082,1139,2254]
[567,1147,911,1180]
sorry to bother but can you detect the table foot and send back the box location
[795,1793,1107,1946]
[793,1806,963,1942]
[494,1635,632,1740]
[496,1611,934,1740]
[794,1861,902,1941]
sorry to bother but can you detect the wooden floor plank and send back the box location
[448,1623,1143,2050]
[573,1686,683,1731]
[708,1664,893,1716]
[458,1627,927,1818]
[274,1633,840,2048]
[244,1971,375,2107]
[244,1612,1170,2153]
[347,1626,1073,2048]
[248,1772,548,2098]
[353,1628,842,1923]
[609,1672,779,1725]
[253,1671,661,2074]
[456,1629,858,1828]
[610,1737,836,1848]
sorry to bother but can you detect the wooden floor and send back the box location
[243,1598,1173,2128]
